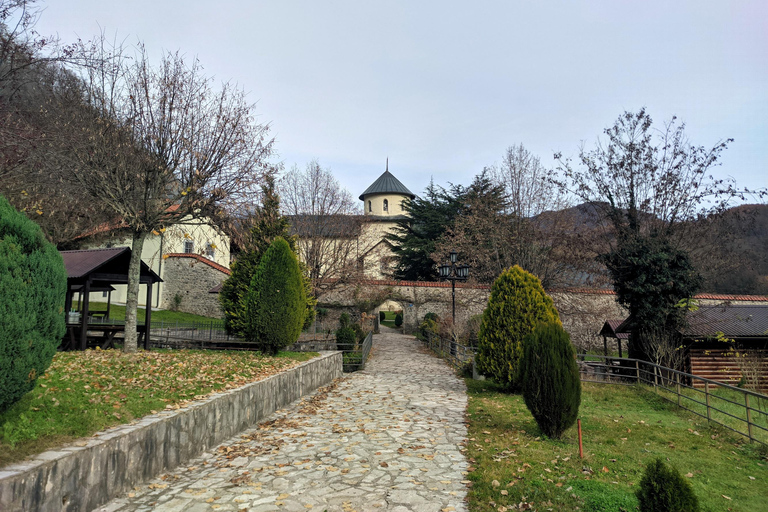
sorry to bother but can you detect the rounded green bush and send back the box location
[521,322,581,439]
[476,265,560,391]
[394,313,403,327]
[243,238,306,355]
[636,458,699,512]
[0,195,66,413]
[335,325,356,347]
[379,311,386,322]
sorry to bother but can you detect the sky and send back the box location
[34,0,767,205]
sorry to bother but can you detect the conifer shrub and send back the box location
[379,310,386,322]
[0,195,66,413]
[636,458,699,512]
[394,313,403,327]
[521,322,581,439]
[420,312,439,339]
[476,265,560,391]
[243,238,306,355]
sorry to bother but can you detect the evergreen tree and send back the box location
[521,322,581,439]
[244,237,306,355]
[476,265,560,391]
[220,175,314,336]
[601,234,700,362]
[636,458,700,512]
[386,180,465,281]
[0,194,66,412]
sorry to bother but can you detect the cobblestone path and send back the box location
[96,331,469,512]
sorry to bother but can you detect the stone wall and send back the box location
[317,279,767,351]
[160,255,228,318]
[0,352,342,512]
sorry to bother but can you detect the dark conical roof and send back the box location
[359,170,415,201]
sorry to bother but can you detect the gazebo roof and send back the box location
[61,247,162,285]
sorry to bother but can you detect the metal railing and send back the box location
[577,354,768,446]
[339,331,373,373]
[422,332,475,369]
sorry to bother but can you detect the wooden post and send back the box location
[144,282,153,350]
[80,279,91,350]
[745,394,753,442]
[676,373,681,406]
[705,382,711,423]
[635,360,640,383]
[653,365,658,391]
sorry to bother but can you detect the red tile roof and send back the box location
[165,253,231,275]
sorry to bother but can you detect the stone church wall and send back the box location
[160,255,228,319]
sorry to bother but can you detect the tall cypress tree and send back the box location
[244,237,306,355]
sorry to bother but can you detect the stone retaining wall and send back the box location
[0,352,342,512]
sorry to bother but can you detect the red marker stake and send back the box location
[578,419,584,459]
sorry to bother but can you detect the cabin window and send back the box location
[206,243,215,259]
[368,200,372,212]
[184,240,194,253]
[383,199,388,212]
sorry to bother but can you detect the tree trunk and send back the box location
[124,231,148,353]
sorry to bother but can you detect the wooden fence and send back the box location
[578,354,768,446]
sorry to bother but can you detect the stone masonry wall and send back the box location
[160,255,228,318]
[0,352,342,512]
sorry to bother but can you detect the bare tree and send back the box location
[435,145,602,288]
[279,160,363,293]
[38,40,275,352]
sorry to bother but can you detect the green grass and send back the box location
[83,301,222,324]
[465,379,768,512]
[0,349,317,466]
[380,310,400,329]
[653,383,768,445]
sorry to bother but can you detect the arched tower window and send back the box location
[368,200,372,212]
[383,199,389,212]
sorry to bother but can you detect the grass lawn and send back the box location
[465,379,768,512]
[0,349,317,467]
[380,311,400,329]
[85,301,222,324]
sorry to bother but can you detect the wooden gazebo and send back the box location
[60,247,162,350]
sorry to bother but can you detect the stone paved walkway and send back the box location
[96,330,469,512]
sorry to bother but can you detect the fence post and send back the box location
[653,366,658,392]
[635,360,640,384]
[745,394,753,443]
[705,381,711,423]
[676,372,681,406]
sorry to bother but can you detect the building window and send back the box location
[368,200,372,212]
[206,243,215,260]
[184,240,194,253]
[383,199,388,212]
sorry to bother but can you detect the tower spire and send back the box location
[386,157,388,172]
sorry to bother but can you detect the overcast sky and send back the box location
[35,0,767,205]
